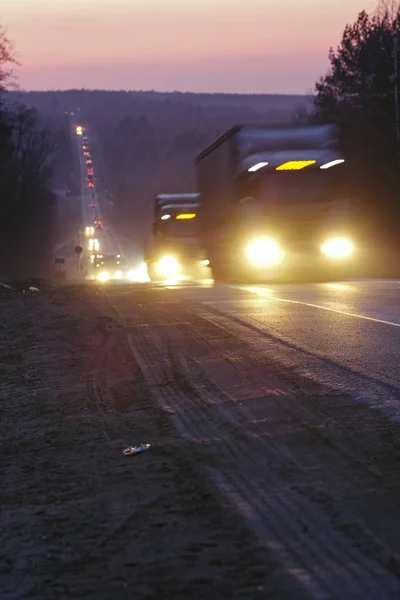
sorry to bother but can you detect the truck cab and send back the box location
[94,254,122,281]
[145,193,208,281]
[196,124,356,282]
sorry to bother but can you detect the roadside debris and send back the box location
[29,286,40,292]
[122,443,151,456]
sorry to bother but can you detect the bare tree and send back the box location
[7,106,55,204]
[0,26,18,90]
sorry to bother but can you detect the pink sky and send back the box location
[3,0,377,93]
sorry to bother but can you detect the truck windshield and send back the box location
[253,166,345,205]
[102,256,120,264]
[157,220,199,236]
[259,169,339,202]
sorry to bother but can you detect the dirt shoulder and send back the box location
[0,285,297,600]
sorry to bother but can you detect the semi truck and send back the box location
[145,193,208,281]
[196,124,357,281]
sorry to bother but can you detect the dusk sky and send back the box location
[3,0,376,94]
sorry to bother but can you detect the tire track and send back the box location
[99,290,400,598]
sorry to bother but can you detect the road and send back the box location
[75,125,122,275]
[87,277,400,598]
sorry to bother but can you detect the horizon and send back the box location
[10,88,311,96]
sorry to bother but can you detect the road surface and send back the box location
[87,277,400,598]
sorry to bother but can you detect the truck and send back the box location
[196,124,357,282]
[145,193,209,281]
[94,253,122,281]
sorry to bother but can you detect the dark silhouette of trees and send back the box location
[314,3,400,246]
[0,27,55,279]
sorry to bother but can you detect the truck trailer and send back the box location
[145,193,208,281]
[196,124,357,281]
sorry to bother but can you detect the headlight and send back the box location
[202,259,210,266]
[245,238,282,266]
[98,272,109,282]
[158,256,180,276]
[321,238,353,258]
[115,270,122,278]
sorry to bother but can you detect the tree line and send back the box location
[0,27,55,281]
[313,1,400,248]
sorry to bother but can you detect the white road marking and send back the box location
[235,286,400,329]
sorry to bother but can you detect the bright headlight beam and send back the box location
[248,162,268,172]
[245,238,282,266]
[158,256,180,276]
[320,159,345,169]
[321,238,353,258]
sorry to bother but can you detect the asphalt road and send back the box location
[176,278,400,419]
[87,277,400,598]
[73,126,123,279]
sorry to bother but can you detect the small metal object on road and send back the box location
[122,443,151,456]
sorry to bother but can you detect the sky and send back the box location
[2,0,378,94]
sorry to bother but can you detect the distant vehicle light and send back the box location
[88,182,94,188]
[320,159,345,169]
[161,214,171,220]
[321,237,353,258]
[248,162,268,172]
[276,160,316,171]
[202,259,210,266]
[117,254,121,258]
[245,237,282,266]
[98,272,109,282]
[158,256,180,276]
[176,213,196,220]
[115,270,122,279]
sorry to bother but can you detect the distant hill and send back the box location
[7,90,312,248]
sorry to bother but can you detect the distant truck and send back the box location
[94,253,122,281]
[196,124,356,281]
[145,193,208,281]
